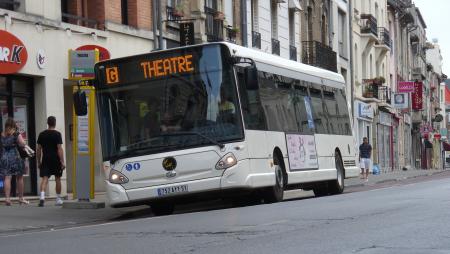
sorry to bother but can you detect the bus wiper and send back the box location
[160,131,225,149]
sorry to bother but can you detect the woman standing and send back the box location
[1,118,28,206]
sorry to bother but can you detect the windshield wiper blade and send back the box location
[160,131,225,149]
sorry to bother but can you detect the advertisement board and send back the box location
[286,134,318,170]
[393,93,409,109]
[412,81,423,110]
[398,81,415,93]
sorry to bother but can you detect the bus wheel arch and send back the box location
[262,147,286,203]
[329,148,345,195]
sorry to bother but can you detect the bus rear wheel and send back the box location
[263,164,285,203]
[151,202,175,216]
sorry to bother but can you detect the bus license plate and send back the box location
[157,185,188,196]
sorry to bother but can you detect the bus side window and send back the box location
[336,89,351,135]
[309,86,328,134]
[236,68,267,130]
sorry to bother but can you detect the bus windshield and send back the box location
[95,44,243,161]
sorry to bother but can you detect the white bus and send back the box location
[76,42,359,215]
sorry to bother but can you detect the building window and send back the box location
[0,0,20,11]
[307,7,312,41]
[205,0,218,9]
[251,0,259,32]
[271,0,278,39]
[121,0,129,25]
[338,10,347,58]
[289,9,295,45]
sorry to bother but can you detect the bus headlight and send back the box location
[216,153,237,170]
[109,170,129,184]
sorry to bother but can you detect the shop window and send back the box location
[0,0,20,11]
[309,86,327,134]
[0,77,7,92]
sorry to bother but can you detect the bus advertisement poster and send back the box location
[286,134,319,170]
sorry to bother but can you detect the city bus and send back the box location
[75,42,359,215]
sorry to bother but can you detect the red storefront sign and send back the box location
[0,30,28,74]
[412,81,423,110]
[76,45,110,61]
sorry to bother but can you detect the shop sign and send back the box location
[36,49,46,69]
[179,22,195,46]
[0,30,28,74]
[357,101,374,119]
[379,111,392,126]
[398,81,415,93]
[412,81,423,110]
[76,45,110,61]
[393,93,408,109]
[286,134,318,170]
[440,128,448,137]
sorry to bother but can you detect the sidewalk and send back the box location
[0,168,447,235]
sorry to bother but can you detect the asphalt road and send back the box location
[1,177,450,254]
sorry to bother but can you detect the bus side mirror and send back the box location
[244,66,258,90]
[73,90,88,116]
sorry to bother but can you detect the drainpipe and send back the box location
[152,0,159,50]
[349,0,355,118]
[157,0,164,49]
[241,0,248,47]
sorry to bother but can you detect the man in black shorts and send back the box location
[36,116,66,207]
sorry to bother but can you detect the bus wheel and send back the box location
[264,164,285,203]
[151,202,175,216]
[329,153,345,195]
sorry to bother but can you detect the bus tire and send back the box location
[263,164,285,203]
[151,202,175,216]
[329,153,345,195]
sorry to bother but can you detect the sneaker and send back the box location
[38,199,44,207]
[55,198,64,206]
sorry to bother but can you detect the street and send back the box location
[1,174,450,253]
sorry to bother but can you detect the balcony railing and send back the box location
[302,41,337,72]
[166,6,182,22]
[252,31,261,49]
[378,86,392,104]
[205,6,223,42]
[61,13,98,29]
[378,27,391,48]
[290,45,297,61]
[272,38,280,56]
[362,82,380,99]
[360,14,378,37]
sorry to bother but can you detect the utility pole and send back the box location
[241,0,247,47]
[158,0,164,49]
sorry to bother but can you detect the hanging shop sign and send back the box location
[179,22,195,46]
[68,50,99,80]
[393,93,409,109]
[0,30,28,74]
[412,81,423,110]
[398,81,415,93]
[356,101,374,119]
[76,45,110,61]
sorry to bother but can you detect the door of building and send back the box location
[0,75,36,197]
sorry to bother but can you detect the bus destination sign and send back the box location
[140,54,194,79]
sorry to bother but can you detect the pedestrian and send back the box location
[359,137,372,182]
[0,118,28,206]
[36,116,65,207]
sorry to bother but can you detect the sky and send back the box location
[414,0,450,75]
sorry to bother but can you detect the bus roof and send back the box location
[219,42,345,88]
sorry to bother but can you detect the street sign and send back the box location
[180,22,195,46]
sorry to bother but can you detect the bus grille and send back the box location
[343,160,356,167]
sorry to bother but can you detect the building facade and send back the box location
[0,0,157,197]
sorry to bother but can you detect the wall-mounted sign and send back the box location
[398,81,415,93]
[76,45,110,61]
[356,101,374,119]
[286,134,318,170]
[68,50,99,80]
[36,49,46,69]
[180,22,195,46]
[393,93,409,109]
[0,30,28,74]
[412,81,423,110]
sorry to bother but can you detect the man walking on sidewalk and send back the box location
[359,137,372,182]
[36,116,66,207]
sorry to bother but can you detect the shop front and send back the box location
[377,111,392,171]
[0,30,36,196]
[355,101,374,145]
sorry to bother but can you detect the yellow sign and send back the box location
[140,54,194,79]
